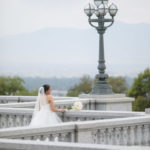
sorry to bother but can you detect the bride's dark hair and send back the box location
[42,84,51,93]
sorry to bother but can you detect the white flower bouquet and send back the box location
[67,101,83,111]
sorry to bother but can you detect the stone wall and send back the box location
[0,138,149,150]
[0,108,145,129]
[0,115,150,146]
[0,95,134,111]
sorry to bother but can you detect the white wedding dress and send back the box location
[29,87,63,141]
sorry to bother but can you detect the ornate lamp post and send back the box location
[84,0,118,95]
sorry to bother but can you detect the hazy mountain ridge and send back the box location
[0,21,150,77]
[23,77,81,91]
[23,76,134,91]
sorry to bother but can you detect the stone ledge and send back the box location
[75,115,150,130]
[145,108,150,114]
[0,138,149,150]
[0,122,75,137]
[79,94,134,103]
[0,115,149,137]
[79,94,126,98]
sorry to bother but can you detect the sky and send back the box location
[0,0,150,37]
[0,0,150,78]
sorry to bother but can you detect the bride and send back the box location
[29,84,66,127]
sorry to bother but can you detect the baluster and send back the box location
[83,104,86,110]
[104,129,108,144]
[114,127,121,145]
[23,116,30,126]
[33,135,41,141]
[15,116,23,127]
[63,116,67,122]
[129,126,135,145]
[143,124,149,146]
[77,117,80,122]
[65,132,72,142]
[87,103,90,110]
[122,127,128,145]
[49,134,53,141]
[136,125,143,145]
[148,124,150,146]
[0,115,7,128]
[92,129,98,144]
[8,115,15,127]
[68,117,71,122]
[80,117,84,121]
[30,136,34,140]
[52,133,59,142]
[60,133,65,142]
[99,129,106,144]
[60,133,68,142]
[70,132,75,142]
[43,135,50,141]
[107,128,114,145]
[97,129,100,144]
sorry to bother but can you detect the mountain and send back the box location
[23,77,80,91]
[22,76,134,91]
[0,21,150,77]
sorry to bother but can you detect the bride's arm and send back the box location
[47,96,66,112]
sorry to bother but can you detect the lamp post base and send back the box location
[90,80,113,95]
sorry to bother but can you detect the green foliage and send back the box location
[67,75,128,96]
[67,75,92,97]
[127,68,150,98]
[16,89,38,96]
[127,68,150,111]
[67,105,72,110]
[0,76,38,96]
[0,76,26,95]
[132,96,150,111]
[107,76,128,93]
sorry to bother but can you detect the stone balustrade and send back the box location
[76,116,150,146]
[0,122,75,142]
[0,98,90,110]
[0,102,35,109]
[0,96,79,103]
[63,110,145,121]
[0,95,134,112]
[0,96,36,103]
[0,116,150,146]
[0,138,149,150]
[0,108,145,129]
[0,108,32,128]
[79,94,134,111]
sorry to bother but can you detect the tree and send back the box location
[0,76,26,95]
[132,96,150,111]
[107,76,128,93]
[127,68,150,111]
[0,76,8,95]
[17,89,38,96]
[67,75,129,96]
[127,68,150,98]
[67,75,92,97]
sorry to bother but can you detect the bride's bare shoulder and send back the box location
[46,95,53,101]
